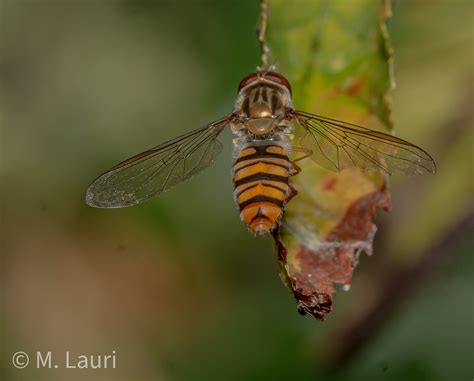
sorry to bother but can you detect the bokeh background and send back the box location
[1,1,472,380]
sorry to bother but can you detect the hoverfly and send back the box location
[85,69,436,236]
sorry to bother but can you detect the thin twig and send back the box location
[257,0,270,70]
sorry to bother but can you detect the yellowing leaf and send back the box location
[268,0,394,320]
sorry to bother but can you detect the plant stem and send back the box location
[257,0,270,70]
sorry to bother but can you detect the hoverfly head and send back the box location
[237,71,292,94]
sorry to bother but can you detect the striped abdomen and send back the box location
[233,144,291,235]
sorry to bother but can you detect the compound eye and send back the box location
[264,71,292,94]
[238,72,259,92]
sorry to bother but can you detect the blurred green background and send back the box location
[1,1,472,380]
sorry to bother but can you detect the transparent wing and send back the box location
[85,117,230,208]
[292,111,436,175]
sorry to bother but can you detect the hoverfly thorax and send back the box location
[231,71,293,137]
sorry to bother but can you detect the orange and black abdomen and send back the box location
[232,144,290,235]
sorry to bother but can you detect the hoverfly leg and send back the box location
[287,147,312,176]
[286,182,298,202]
[289,162,302,176]
[291,147,313,163]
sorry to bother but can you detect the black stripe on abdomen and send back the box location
[234,159,289,173]
[234,145,288,163]
[235,182,287,198]
[234,172,288,188]
[238,195,284,211]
